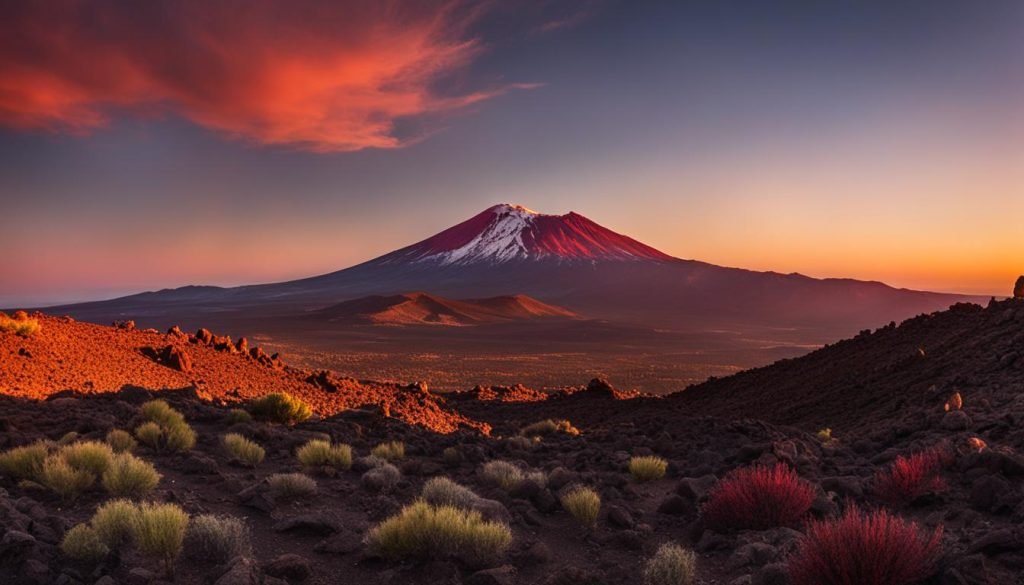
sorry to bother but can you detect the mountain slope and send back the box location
[670,298,1024,431]
[312,292,578,326]
[377,204,674,265]
[40,203,981,342]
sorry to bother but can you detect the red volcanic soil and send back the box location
[0,314,484,433]
[313,292,578,326]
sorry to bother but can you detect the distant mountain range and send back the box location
[43,203,981,341]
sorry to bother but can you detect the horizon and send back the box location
[1,1,1021,306]
[1,199,1013,308]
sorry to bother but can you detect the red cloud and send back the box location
[0,1,531,151]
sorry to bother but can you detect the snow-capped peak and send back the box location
[378,203,675,266]
[441,204,538,264]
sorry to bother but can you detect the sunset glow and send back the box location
[0,0,1020,306]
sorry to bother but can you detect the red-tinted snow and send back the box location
[386,204,674,264]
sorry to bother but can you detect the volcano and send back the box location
[43,203,979,343]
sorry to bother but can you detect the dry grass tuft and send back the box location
[102,453,161,498]
[222,433,265,467]
[268,472,318,499]
[248,392,312,425]
[366,500,512,567]
[629,455,668,482]
[184,514,252,563]
[643,543,697,585]
[560,486,601,528]
[296,439,352,472]
[371,441,405,462]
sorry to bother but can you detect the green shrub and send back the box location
[520,419,580,437]
[224,409,253,425]
[137,401,195,453]
[366,500,512,567]
[643,543,697,585]
[0,313,41,337]
[421,477,480,510]
[268,473,318,500]
[0,442,49,481]
[134,422,163,449]
[131,502,189,575]
[140,400,185,428]
[560,486,601,527]
[371,441,405,462]
[60,441,115,477]
[39,454,95,501]
[106,429,138,453]
[629,456,668,482]
[296,439,352,471]
[222,433,265,467]
[248,392,312,425]
[92,499,137,549]
[61,524,109,562]
[163,422,196,453]
[102,453,161,498]
[184,514,252,563]
[816,428,833,443]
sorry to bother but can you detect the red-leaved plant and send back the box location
[701,463,815,531]
[787,506,943,585]
[873,445,953,506]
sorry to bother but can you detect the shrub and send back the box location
[520,419,580,437]
[481,460,522,490]
[422,477,480,510]
[131,502,190,575]
[61,524,109,562]
[371,441,405,462]
[222,433,265,467]
[163,422,196,453]
[134,422,164,449]
[102,453,161,498]
[0,312,41,337]
[786,507,943,585]
[140,400,186,428]
[39,454,95,501]
[135,402,196,453]
[0,442,49,481]
[362,462,402,493]
[248,392,312,425]
[560,486,601,527]
[296,439,352,471]
[874,447,951,507]
[644,543,697,585]
[60,441,115,477]
[702,464,815,531]
[816,428,833,443]
[92,499,137,549]
[629,455,668,482]
[106,429,138,453]
[184,515,252,563]
[224,408,253,424]
[366,500,512,567]
[268,473,318,499]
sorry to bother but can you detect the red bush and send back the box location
[787,507,943,585]
[873,446,952,506]
[701,464,815,531]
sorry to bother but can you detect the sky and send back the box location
[0,0,1021,306]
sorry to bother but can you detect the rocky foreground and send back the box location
[0,299,1023,584]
